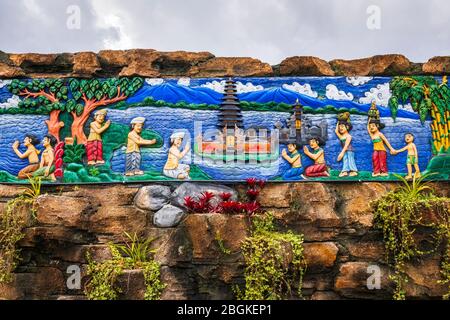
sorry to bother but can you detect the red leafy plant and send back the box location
[184,179,265,217]
[184,191,215,213]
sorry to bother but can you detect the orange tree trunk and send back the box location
[70,110,91,144]
[45,110,64,142]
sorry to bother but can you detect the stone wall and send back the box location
[1,50,449,78]
[0,182,449,300]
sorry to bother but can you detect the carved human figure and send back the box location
[125,117,156,176]
[163,132,191,180]
[33,135,57,181]
[281,142,303,180]
[86,109,110,165]
[335,121,358,177]
[302,137,329,178]
[367,119,395,177]
[12,134,40,179]
[392,133,421,180]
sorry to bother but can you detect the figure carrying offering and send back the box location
[335,113,358,177]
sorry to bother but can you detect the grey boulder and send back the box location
[153,204,186,228]
[134,185,171,211]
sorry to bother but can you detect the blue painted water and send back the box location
[0,115,48,175]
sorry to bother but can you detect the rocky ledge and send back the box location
[0,182,449,300]
[1,50,449,78]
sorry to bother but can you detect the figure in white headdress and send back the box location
[163,131,191,180]
[125,117,156,176]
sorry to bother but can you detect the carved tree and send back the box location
[66,78,143,143]
[8,79,66,141]
[8,77,144,144]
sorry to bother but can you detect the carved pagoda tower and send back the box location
[218,78,243,129]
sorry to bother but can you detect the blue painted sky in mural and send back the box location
[0,77,426,120]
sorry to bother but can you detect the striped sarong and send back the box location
[126,151,141,174]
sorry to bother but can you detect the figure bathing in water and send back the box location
[335,119,358,177]
[392,133,421,180]
[86,109,110,165]
[302,137,329,178]
[281,141,303,180]
[12,134,40,179]
[163,132,191,180]
[125,117,156,176]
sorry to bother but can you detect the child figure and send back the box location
[367,119,395,177]
[335,120,358,177]
[302,137,329,178]
[281,141,303,180]
[393,133,421,180]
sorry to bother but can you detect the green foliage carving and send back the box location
[389,76,450,153]
[63,139,86,164]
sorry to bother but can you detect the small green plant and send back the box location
[372,173,449,300]
[0,176,41,283]
[63,139,86,164]
[84,232,165,300]
[114,232,157,263]
[85,247,123,300]
[215,231,231,255]
[234,212,307,300]
[88,166,100,177]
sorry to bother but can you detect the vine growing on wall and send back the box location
[84,232,166,300]
[0,177,41,283]
[234,212,307,300]
[371,174,450,300]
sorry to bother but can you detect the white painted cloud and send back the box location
[236,81,264,93]
[177,77,191,86]
[325,84,354,101]
[359,83,392,106]
[346,76,373,86]
[0,80,12,88]
[0,95,20,109]
[283,82,318,98]
[201,80,225,93]
[201,80,263,94]
[145,78,164,86]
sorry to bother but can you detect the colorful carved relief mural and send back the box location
[0,76,449,183]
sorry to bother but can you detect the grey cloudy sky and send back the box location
[0,0,449,64]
